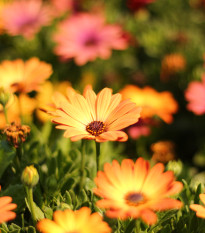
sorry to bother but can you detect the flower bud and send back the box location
[166,160,183,176]
[4,122,31,148]
[0,88,11,107]
[21,165,39,188]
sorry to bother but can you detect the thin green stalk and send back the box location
[79,139,86,192]
[3,106,9,124]
[25,186,37,225]
[14,146,22,172]
[95,141,101,172]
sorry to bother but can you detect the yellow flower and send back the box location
[49,86,141,142]
[120,85,178,123]
[0,57,52,93]
[37,207,111,233]
[94,157,183,225]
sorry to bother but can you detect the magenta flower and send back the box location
[1,0,52,39]
[185,76,205,115]
[53,13,128,65]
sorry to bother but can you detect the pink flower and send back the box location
[53,13,128,65]
[185,76,205,115]
[1,0,52,39]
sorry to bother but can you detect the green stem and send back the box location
[14,146,22,172]
[16,146,22,161]
[135,219,141,233]
[3,106,9,124]
[95,141,101,172]
[25,186,37,225]
[79,139,86,192]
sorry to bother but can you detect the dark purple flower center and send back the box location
[124,192,146,206]
[84,36,99,46]
[86,121,105,136]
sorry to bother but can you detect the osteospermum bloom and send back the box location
[120,85,178,123]
[49,86,141,142]
[37,207,111,233]
[185,76,205,115]
[190,194,205,219]
[94,158,183,225]
[0,186,17,224]
[0,58,52,93]
[1,0,51,39]
[53,13,128,65]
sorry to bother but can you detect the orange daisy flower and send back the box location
[120,85,178,124]
[49,86,141,142]
[0,186,17,224]
[94,157,183,225]
[190,194,205,219]
[37,207,111,233]
[0,57,52,93]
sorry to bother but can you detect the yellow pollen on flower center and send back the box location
[124,192,146,206]
[86,121,105,136]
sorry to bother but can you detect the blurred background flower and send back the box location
[120,85,178,124]
[53,13,128,65]
[0,57,53,93]
[1,0,52,39]
[185,75,205,115]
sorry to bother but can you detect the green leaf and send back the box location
[78,189,88,203]
[1,222,9,232]
[65,191,73,206]
[27,226,36,233]
[42,206,53,219]
[1,184,26,212]
[124,219,136,233]
[25,198,45,220]
[0,140,15,178]
[194,183,204,203]
[8,224,21,230]
[9,230,21,233]
[0,228,8,233]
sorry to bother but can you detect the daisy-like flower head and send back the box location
[53,13,128,65]
[94,157,183,225]
[49,86,141,142]
[185,76,205,115]
[190,194,205,219]
[1,0,52,39]
[0,186,17,224]
[37,207,111,233]
[0,57,53,94]
[120,85,178,124]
